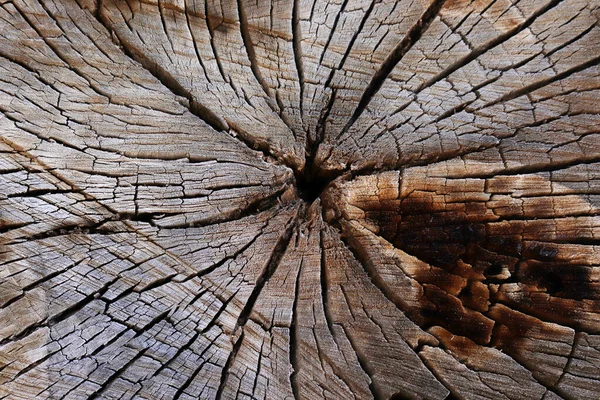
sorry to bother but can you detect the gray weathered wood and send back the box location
[1,0,599,399]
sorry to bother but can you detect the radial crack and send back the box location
[342,0,448,133]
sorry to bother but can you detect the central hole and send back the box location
[295,173,331,203]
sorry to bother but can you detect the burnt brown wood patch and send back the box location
[1,0,600,399]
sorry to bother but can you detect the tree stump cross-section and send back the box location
[1,0,600,399]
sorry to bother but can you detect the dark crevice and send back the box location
[338,323,384,400]
[96,8,229,133]
[92,1,331,197]
[11,349,60,380]
[545,23,597,59]
[335,134,600,183]
[215,330,245,400]
[335,224,413,316]
[200,290,240,334]
[136,184,289,230]
[234,214,298,331]
[442,390,461,399]
[135,274,178,294]
[117,211,160,226]
[251,339,265,397]
[203,1,229,85]
[87,328,130,359]
[10,2,113,103]
[295,172,331,203]
[5,2,599,399]
[434,99,475,123]
[416,0,565,93]
[172,334,222,400]
[236,0,274,103]
[289,261,302,400]
[291,0,304,119]
[1,259,86,309]
[25,218,113,241]
[342,0,448,133]
[135,310,171,336]
[553,332,581,393]
[228,126,295,168]
[183,0,211,83]
[0,277,116,347]
[6,188,76,198]
[309,88,337,165]
[319,231,333,334]
[318,0,349,66]
[151,331,199,378]
[481,55,600,110]
[87,348,148,400]
[180,228,263,282]
[212,217,297,397]
[228,185,292,221]
[309,0,378,173]
[415,346,460,400]
[0,221,32,235]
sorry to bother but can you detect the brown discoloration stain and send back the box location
[324,171,599,350]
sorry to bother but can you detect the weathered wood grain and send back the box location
[1,0,599,399]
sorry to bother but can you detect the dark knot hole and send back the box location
[295,173,331,203]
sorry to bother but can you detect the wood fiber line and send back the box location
[1,0,599,399]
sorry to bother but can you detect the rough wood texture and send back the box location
[1,0,599,399]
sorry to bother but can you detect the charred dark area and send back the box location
[354,191,596,346]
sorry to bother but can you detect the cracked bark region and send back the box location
[1,0,600,399]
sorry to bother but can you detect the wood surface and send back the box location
[1,0,599,399]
